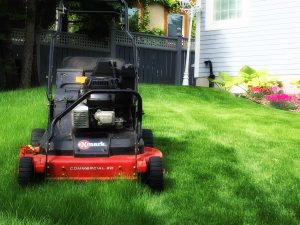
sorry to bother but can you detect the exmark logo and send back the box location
[78,140,107,150]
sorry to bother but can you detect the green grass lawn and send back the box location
[0,84,300,225]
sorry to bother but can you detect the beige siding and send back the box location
[148,4,165,30]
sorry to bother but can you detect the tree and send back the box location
[0,0,24,89]
[6,0,136,89]
[20,0,37,88]
[20,0,56,88]
[66,0,121,38]
[19,0,119,88]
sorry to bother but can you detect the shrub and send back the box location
[290,80,300,89]
[146,27,165,36]
[210,72,245,91]
[247,86,272,99]
[266,94,297,110]
[247,85,283,99]
[211,66,282,94]
[239,66,283,87]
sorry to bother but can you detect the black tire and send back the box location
[31,128,45,147]
[142,129,154,147]
[147,156,164,192]
[18,157,35,186]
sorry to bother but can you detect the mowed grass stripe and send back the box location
[0,84,299,225]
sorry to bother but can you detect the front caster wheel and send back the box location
[142,156,164,192]
[18,157,35,186]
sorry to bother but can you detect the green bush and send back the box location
[210,65,283,94]
[239,65,283,88]
[209,71,244,91]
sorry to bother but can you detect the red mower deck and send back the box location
[19,146,162,180]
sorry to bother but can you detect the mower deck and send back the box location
[20,146,162,180]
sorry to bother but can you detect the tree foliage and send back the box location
[0,0,25,89]
[1,0,144,89]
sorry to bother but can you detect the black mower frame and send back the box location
[44,0,141,175]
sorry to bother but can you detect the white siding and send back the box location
[199,0,300,78]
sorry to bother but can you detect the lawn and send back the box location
[0,84,300,225]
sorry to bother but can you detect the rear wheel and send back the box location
[18,157,35,186]
[31,129,45,147]
[142,129,154,147]
[145,156,164,192]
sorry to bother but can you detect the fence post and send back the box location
[175,29,183,85]
[110,28,116,58]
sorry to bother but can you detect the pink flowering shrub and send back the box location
[266,94,297,110]
[266,94,292,102]
[248,86,274,99]
[228,65,300,111]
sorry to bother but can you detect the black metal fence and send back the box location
[12,29,195,85]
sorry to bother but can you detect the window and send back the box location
[128,7,140,32]
[206,0,248,30]
[128,8,139,17]
[167,14,184,37]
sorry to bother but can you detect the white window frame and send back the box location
[205,0,249,31]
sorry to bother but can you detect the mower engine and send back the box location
[72,77,125,130]
[72,103,124,129]
[72,78,124,129]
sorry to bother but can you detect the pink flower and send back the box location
[271,86,278,93]
[266,94,293,102]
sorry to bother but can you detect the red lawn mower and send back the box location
[18,0,164,191]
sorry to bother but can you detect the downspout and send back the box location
[204,60,215,87]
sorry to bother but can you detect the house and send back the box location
[132,0,300,92]
[128,3,190,37]
[195,0,300,91]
